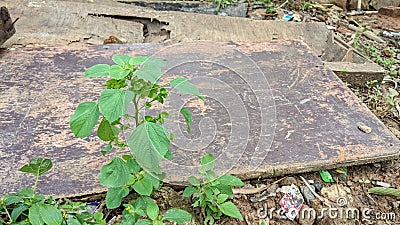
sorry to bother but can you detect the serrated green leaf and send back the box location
[29,204,62,225]
[217,194,229,204]
[99,89,134,123]
[109,65,131,80]
[219,202,243,220]
[20,158,52,177]
[128,122,170,175]
[135,220,152,225]
[99,157,130,187]
[183,186,196,197]
[180,108,192,133]
[4,194,21,205]
[134,58,166,83]
[40,205,63,225]
[126,158,141,173]
[164,149,173,160]
[84,64,110,78]
[188,176,200,186]
[144,172,162,190]
[163,208,192,224]
[133,178,153,196]
[70,102,100,138]
[112,55,131,66]
[201,154,215,171]
[129,56,150,66]
[17,188,34,198]
[97,118,119,141]
[66,218,81,225]
[216,184,234,197]
[170,78,204,100]
[217,174,244,187]
[94,212,104,222]
[106,187,130,209]
[146,203,159,221]
[29,204,44,225]
[11,203,28,221]
[132,196,154,210]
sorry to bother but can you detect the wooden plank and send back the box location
[3,0,329,56]
[0,42,399,197]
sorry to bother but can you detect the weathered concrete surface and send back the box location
[1,41,399,197]
[324,61,385,87]
[3,0,329,56]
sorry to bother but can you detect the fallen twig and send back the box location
[348,24,385,43]
[278,0,288,9]
[345,11,378,16]
[233,176,288,195]
[299,176,333,207]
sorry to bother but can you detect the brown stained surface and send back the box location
[3,0,329,56]
[0,41,399,197]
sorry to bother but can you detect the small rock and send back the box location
[266,183,279,196]
[316,15,326,22]
[298,205,316,225]
[376,181,391,187]
[373,163,381,168]
[381,165,389,172]
[357,122,372,133]
[389,88,399,97]
[309,199,320,209]
[281,176,297,186]
[392,201,399,210]
[280,186,291,193]
[312,182,322,193]
[352,176,360,183]
[300,185,316,205]
[347,181,353,186]
[248,8,266,20]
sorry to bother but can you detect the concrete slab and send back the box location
[1,41,399,197]
[3,0,329,56]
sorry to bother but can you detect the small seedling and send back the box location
[120,196,192,224]
[265,0,276,14]
[183,154,244,224]
[0,158,105,225]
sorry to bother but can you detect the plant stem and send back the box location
[133,95,139,127]
[33,173,39,194]
[2,202,12,223]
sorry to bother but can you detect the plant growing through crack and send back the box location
[183,154,244,224]
[70,55,203,223]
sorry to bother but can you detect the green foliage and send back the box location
[183,154,244,224]
[20,158,52,178]
[0,159,106,225]
[71,55,202,214]
[361,80,399,117]
[118,197,192,224]
[264,0,276,14]
[361,45,399,76]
